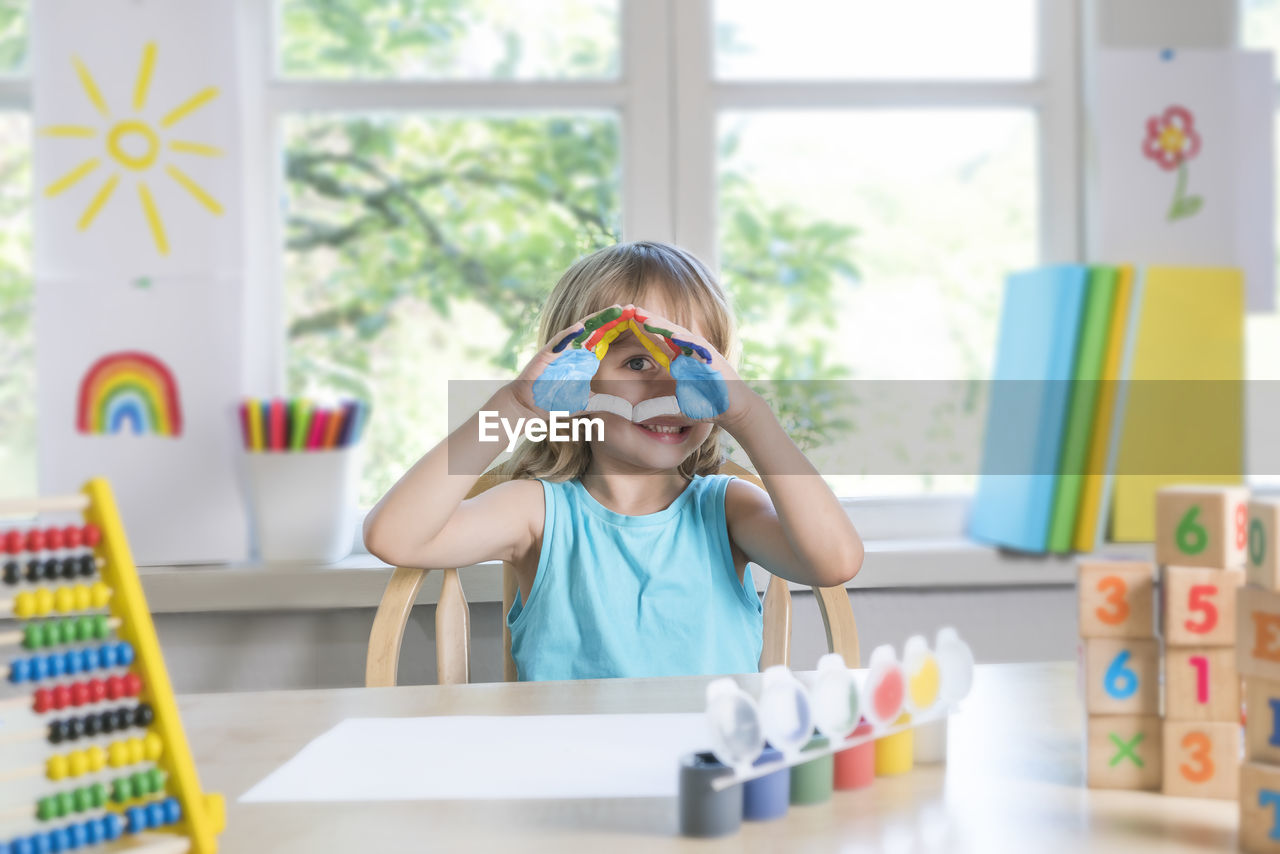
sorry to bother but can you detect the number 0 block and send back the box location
[1081,638,1160,715]
[1164,646,1240,722]
[1245,678,1280,764]
[1078,560,1155,638]
[1155,485,1249,569]
[1086,715,1162,790]
[1161,720,1240,799]
[1249,499,1280,592]
[1242,761,1280,853]
[1238,586,1280,682]
[1161,565,1245,647]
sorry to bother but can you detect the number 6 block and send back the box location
[1078,560,1155,638]
[1248,498,1280,592]
[1161,720,1239,799]
[1161,565,1245,647]
[1081,638,1160,714]
[1155,485,1249,569]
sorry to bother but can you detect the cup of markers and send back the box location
[239,397,370,564]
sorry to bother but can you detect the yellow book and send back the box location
[1073,265,1136,551]
[1109,267,1244,542]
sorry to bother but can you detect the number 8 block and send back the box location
[1080,638,1160,715]
[1161,565,1245,647]
[1155,485,1249,569]
[1078,560,1155,638]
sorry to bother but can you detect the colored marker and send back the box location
[290,399,312,451]
[246,398,264,451]
[307,410,329,451]
[323,405,344,449]
[268,399,286,451]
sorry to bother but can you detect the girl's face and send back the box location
[585,293,715,471]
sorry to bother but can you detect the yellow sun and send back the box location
[40,41,224,256]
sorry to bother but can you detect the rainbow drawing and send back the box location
[76,351,183,437]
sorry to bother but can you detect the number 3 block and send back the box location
[1249,499,1280,592]
[1086,715,1162,790]
[1242,761,1280,853]
[1161,720,1239,799]
[1164,646,1240,721]
[1161,565,1245,647]
[1078,560,1155,638]
[1238,587,1280,682]
[1081,638,1160,714]
[1155,485,1249,569]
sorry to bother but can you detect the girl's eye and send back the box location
[625,357,650,371]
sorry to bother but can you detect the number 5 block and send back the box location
[1164,647,1240,721]
[1249,499,1280,591]
[1238,586,1280,681]
[1161,720,1239,799]
[1155,485,1249,569]
[1242,761,1280,853]
[1081,638,1160,714]
[1078,560,1155,638]
[1161,565,1245,647]
[1086,715,1162,790]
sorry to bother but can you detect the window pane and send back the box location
[0,0,26,74]
[1243,0,1280,72]
[278,0,619,80]
[0,112,33,499]
[283,113,621,506]
[719,110,1038,496]
[715,0,1036,80]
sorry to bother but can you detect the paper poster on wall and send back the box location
[1093,49,1274,311]
[31,0,242,277]
[35,277,248,565]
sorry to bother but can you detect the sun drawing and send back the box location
[40,41,223,256]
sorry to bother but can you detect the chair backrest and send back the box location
[366,461,860,686]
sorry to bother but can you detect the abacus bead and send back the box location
[101,812,122,840]
[32,833,50,854]
[71,586,90,612]
[78,555,94,577]
[42,560,59,582]
[99,710,116,734]
[108,741,127,767]
[4,529,22,553]
[53,684,71,708]
[114,708,132,731]
[71,786,89,812]
[44,527,62,550]
[89,583,109,608]
[117,643,134,666]
[30,655,48,680]
[87,679,105,702]
[37,796,55,821]
[49,652,68,678]
[111,778,129,803]
[85,745,104,772]
[126,737,144,764]
[59,559,76,580]
[34,687,52,712]
[46,754,68,780]
[144,731,163,760]
[149,767,167,791]
[42,830,62,854]
[83,819,101,846]
[23,624,41,650]
[134,703,154,727]
[63,526,81,549]
[89,783,106,808]
[145,801,165,829]
[68,750,87,778]
[122,672,141,696]
[82,525,100,548]
[125,806,146,833]
[12,837,33,854]
[68,682,86,706]
[161,797,181,824]
[82,713,100,737]
[26,529,44,552]
[91,615,108,639]
[65,716,84,741]
[67,823,85,849]
[54,586,74,612]
[9,658,28,683]
[97,645,115,669]
[34,587,53,615]
[48,720,65,743]
[55,792,72,817]
[24,560,40,582]
[3,559,18,584]
[13,591,34,618]
[104,675,122,700]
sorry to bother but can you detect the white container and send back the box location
[243,446,361,563]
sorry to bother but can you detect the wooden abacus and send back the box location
[0,479,223,854]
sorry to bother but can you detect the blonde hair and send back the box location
[506,241,739,482]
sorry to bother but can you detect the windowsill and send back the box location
[121,537,1154,615]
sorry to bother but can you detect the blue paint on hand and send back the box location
[533,348,598,414]
[671,355,729,420]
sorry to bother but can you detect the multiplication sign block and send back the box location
[1086,715,1162,790]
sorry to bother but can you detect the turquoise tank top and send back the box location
[506,474,764,681]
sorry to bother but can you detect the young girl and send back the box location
[362,241,863,680]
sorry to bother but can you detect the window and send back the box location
[1243,0,1280,388]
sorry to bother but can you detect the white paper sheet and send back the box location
[239,714,715,802]
[1093,49,1274,311]
[35,276,249,564]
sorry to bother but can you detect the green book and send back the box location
[1047,266,1119,553]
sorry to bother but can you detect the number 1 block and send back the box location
[1081,638,1160,715]
[1078,560,1155,638]
[1162,565,1245,647]
[1164,646,1240,721]
[1249,498,1280,592]
[1238,586,1280,682]
[1241,761,1280,852]
[1161,720,1240,799]
[1086,715,1162,790]
[1155,485,1249,569]
[1245,678,1280,764]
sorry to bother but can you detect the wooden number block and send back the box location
[1162,565,1245,647]
[1241,761,1280,852]
[1249,499,1280,591]
[1164,647,1240,721]
[1078,560,1155,638]
[1156,485,1249,569]
[1086,715,1162,790]
[1161,720,1240,799]
[1239,586,1280,681]
[1245,678,1280,764]
[1081,638,1160,715]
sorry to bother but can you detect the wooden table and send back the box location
[180,662,1238,853]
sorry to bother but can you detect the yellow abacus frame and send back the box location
[82,477,225,854]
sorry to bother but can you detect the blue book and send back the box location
[968,265,1089,553]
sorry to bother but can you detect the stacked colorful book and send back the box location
[968,266,1244,553]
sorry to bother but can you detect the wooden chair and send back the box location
[365,460,860,686]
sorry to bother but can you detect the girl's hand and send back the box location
[628,305,763,434]
[503,305,622,420]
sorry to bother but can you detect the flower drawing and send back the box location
[1141,105,1203,221]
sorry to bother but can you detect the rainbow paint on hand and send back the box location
[535,306,730,420]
